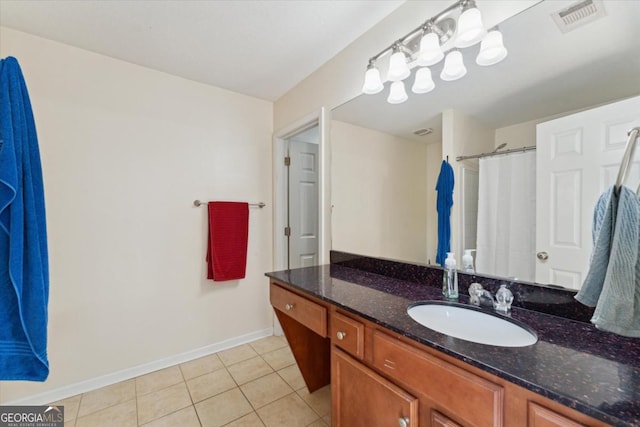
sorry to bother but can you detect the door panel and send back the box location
[536,95,640,288]
[289,138,319,268]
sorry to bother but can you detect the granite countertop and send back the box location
[266,264,640,427]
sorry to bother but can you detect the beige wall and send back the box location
[495,119,538,149]
[331,120,428,263]
[425,142,443,264]
[0,28,273,403]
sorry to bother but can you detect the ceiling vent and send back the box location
[551,0,606,33]
[413,128,433,136]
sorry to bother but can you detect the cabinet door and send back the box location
[528,402,585,427]
[332,347,418,427]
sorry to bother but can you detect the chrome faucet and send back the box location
[478,289,497,309]
[468,283,514,313]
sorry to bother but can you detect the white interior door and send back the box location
[536,95,640,288]
[288,133,319,269]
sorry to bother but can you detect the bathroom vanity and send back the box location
[266,253,640,426]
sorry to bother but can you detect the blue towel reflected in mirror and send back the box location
[436,160,454,267]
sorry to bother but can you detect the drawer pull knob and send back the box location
[398,417,410,427]
[336,331,347,340]
[285,303,294,311]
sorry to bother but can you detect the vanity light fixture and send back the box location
[412,67,435,94]
[362,61,384,94]
[455,0,487,48]
[476,27,508,66]
[440,50,467,81]
[417,23,444,66]
[362,0,507,104]
[387,44,411,82]
[388,80,408,104]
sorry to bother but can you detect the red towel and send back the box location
[206,202,249,281]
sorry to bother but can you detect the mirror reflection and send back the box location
[331,0,640,289]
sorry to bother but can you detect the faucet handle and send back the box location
[468,283,484,305]
[495,285,514,313]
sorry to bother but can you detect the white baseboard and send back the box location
[6,327,273,405]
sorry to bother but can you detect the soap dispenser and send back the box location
[442,252,459,301]
[462,249,475,274]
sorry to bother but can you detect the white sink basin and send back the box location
[407,302,537,347]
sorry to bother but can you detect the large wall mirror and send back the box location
[331,0,640,290]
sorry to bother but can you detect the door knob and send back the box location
[336,331,346,340]
[398,417,410,427]
[537,251,549,261]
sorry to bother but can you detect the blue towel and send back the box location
[0,57,49,381]
[576,186,640,337]
[576,187,617,306]
[435,160,454,266]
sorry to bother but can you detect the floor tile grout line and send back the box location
[174,360,203,427]
[135,387,140,427]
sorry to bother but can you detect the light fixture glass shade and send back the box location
[455,7,487,48]
[387,81,408,104]
[387,50,410,81]
[417,32,444,66]
[440,50,467,81]
[362,66,384,94]
[476,30,508,66]
[412,67,435,94]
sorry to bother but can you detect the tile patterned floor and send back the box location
[50,336,331,427]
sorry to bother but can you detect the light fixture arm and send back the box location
[460,0,477,12]
[365,0,465,66]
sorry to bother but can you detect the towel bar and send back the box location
[614,127,640,195]
[193,199,265,208]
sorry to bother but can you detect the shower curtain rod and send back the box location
[456,145,536,162]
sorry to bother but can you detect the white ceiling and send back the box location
[0,0,405,101]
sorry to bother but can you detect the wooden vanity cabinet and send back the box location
[331,309,502,426]
[269,280,611,427]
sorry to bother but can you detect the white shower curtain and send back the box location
[475,150,536,282]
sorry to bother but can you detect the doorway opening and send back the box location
[273,109,330,272]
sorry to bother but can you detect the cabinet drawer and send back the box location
[528,402,585,427]
[270,283,327,337]
[330,312,364,360]
[372,331,504,427]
